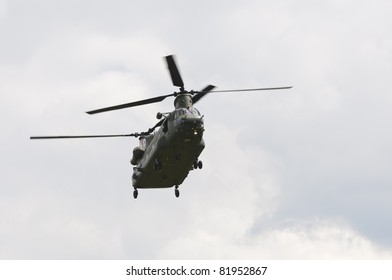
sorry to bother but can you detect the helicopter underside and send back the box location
[132,131,205,190]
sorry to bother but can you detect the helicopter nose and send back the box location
[179,116,204,133]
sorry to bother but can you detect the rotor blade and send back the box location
[30,133,139,140]
[192,85,216,104]
[165,55,184,89]
[151,118,164,130]
[86,93,175,115]
[211,86,293,93]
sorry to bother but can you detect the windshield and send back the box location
[175,108,201,117]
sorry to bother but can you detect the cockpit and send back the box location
[173,107,204,135]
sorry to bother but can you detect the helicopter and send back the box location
[31,55,292,199]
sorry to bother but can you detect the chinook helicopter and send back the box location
[31,55,291,198]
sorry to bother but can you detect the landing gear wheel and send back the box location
[193,160,203,169]
[133,188,138,199]
[175,186,180,198]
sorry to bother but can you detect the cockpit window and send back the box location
[175,108,201,117]
[177,109,187,117]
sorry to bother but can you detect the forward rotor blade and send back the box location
[211,86,293,93]
[86,93,175,115]
[192,85,216,104]
[30,134,139,140]
[165,55,184,89]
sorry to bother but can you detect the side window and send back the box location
[192,108,201,116]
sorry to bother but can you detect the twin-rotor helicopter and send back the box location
[31,55,291,199]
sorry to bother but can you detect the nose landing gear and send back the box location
[193,160,203,169]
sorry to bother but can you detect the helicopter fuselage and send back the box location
[131,100,205,189]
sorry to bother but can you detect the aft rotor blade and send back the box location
[30,134,139,140]
[192,85,216,104]
[86,93,175,115]
[165,55,184,89]
[211,86,293,93]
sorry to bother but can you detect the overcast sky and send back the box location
[1,0,392,259]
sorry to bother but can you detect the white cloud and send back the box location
[158,217,392,259]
